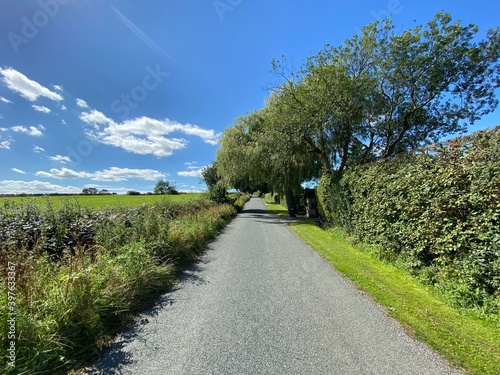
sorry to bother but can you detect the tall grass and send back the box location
[0,194,249,374]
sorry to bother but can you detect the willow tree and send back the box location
[217,104,319,216]
[270,12,500,171]
[217,11,500,216]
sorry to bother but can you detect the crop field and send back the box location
[0,192,204,209]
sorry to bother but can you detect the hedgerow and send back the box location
[0,195,246,374]
[318,127,500,312]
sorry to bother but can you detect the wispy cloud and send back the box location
[35,166,166,181]
[33,145,45,153]
[79,109,112,127]
[81,112,219,157]
[53,85,63,92]
[32,105,51,113]
[11,168,26,174]
[11,125,44,137]
[49,155,71,164]
[0,140,11,149]
[111,6,177,64]
[177,167,205,177]
[0,96,13,104]
[0,180,81,195]
[36,168,91,179]
[75,98,89,108]
[92,167,166,181]
[0,67,63,102]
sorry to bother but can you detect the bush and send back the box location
[317,127,500,312]
[208,181,227,203]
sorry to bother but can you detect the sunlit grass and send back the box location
[264,203,500,375]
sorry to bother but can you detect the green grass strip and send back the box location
[263,202,499,375]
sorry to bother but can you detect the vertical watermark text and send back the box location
[6,262,17,369]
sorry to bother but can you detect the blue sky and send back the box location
[0,0,499,194]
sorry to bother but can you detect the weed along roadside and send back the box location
[262,199,500,375]
[0,193,250,375]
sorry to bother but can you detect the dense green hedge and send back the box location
[318,127,500,311]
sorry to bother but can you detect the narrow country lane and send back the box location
[87,197,462,375]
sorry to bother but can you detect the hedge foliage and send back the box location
[318,127,500,311]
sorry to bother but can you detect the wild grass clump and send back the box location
[0,196,240,374]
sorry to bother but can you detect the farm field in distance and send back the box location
[0,192,205,209]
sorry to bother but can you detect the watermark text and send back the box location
[6,262,17,369]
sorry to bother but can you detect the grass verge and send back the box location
[1,194,250,375]
[264,202,500,375]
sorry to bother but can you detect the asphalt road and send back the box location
[87,197,462,375]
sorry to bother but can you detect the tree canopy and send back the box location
[154,180,178,195]
[216,12,500,215]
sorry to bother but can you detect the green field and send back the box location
[0,193,205,209]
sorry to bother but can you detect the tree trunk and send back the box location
[285,188,296,218]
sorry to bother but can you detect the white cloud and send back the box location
[49,155,71,164]
[36,167,92,179]
[11,125,44,137]
[92,167,166,181]
[83,115,218,157]
[32,105,51,113]
[177,167,205,177]
[61,105,67,110]
[75,98,89,108]
[33,145,45,153]
[79,109,112,127]
[34,166,166,181]
[11,168,25,174]
[0,96,12,104]
[53,85,63,92]
[61,119,66,125]
[0,180,81,195]
[0,67,63,102]
[0,140,11,149]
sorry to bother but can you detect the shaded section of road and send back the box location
[87,197,462,375]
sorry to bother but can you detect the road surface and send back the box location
[87,197,461,375]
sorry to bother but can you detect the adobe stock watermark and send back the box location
[7,0,71,54]
[213,0,243,22]
[5,262,17,369]
[354,0,405,34]
[110,64,169,118]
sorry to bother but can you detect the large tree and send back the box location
[217,106,319,216]
[269,12,500,169]
[216,12,500,216]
